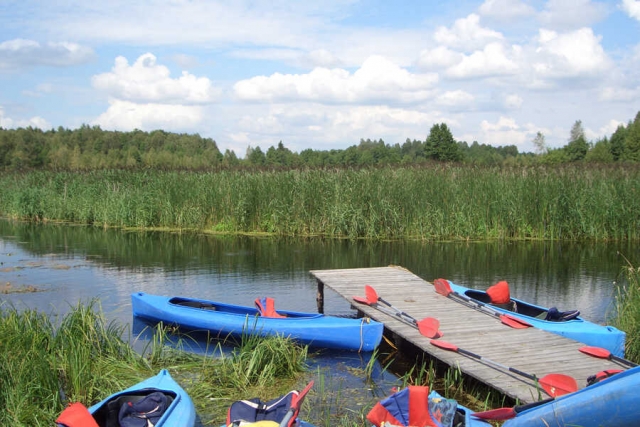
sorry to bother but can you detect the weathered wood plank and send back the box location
[311,266,625,404]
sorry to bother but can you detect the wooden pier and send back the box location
[310,266,627,404]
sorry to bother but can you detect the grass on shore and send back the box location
[0,300,511,427]
[613,254,640,363]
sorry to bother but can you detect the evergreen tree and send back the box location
[565,120,589,161]
[424,123,462,161]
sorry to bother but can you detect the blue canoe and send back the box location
[447,280,626,357]
[500,365,640,426]
[89,369,196,427]
[131,292,384,352]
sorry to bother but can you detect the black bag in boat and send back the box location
[118,391,169,427]
[227,391,296,427]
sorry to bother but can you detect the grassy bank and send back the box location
[613,256,640,362]
[0,165,638,240]
[0,301,307,426]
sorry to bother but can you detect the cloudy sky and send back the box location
[1,0,639,156]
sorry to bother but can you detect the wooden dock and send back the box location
[310,266,627,404]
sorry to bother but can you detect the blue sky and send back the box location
[1,0,639,156]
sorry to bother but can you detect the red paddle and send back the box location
[430,339,578,397]
[353,292,441,339]
[279,380,314,427]
[433,278,532,329]
[471,398,555,420]
[578,346,637,368]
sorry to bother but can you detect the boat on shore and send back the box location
[57,369,196,427]
[131,292,384,352]
[444,279,625,357]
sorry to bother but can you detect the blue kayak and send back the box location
[499,365,640,426]
[131,292,384,352]
[447,280,626,357]
[89,369,196,427]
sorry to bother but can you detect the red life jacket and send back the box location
[486,280,511,304]
[366,386,441,427]
[255,297,286,318]
[56,402,100,427]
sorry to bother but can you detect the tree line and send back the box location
[0,111,638,171]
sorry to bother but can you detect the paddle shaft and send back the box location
[454,346,537,381]
[449,289,519,322]
[377,296,419,324]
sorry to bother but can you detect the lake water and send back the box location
[1,219,633,326]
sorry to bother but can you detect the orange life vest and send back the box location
[486,280,511,304]
[255,297,286,318]
[56,402,100,427]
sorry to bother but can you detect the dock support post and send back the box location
[316,279,324,314]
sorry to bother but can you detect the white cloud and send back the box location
[599,85,640,101]
[436,90,475,108]
[532,28,611,80]
[446,42,519,79]
[92,99,204,131]
[233,55,439,104]
[539,0,608,29]
[503,93,523,109]
[585,119,625,141]
[479,116,531,147]
[621,0,640,21]
[228,103,448,153]
[92,53,220,104]
[0,106,50,129]
[478,0,535,21]
[434,14,504,51]
[0,39,94,70]
[416,46,463,71]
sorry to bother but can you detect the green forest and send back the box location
[1,111,639,171]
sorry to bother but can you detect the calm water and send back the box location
[1,219,634,326]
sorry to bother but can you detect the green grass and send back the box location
[0,165,638,240]
[0,301,308,426]
[613,254,640,363]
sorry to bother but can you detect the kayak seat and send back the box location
[255,297,286,318]
[171,298,216,310]
[91,389,176,427]
[466,289,518,312]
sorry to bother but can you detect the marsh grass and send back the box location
[613,254,640,363]
[1,165,638,240]
[0,302,308,426]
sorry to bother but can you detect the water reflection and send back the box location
[0,219,633,326]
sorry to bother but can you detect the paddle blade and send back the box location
[500,314,532,329]
[365,285,379,304]
[352,295,371,305]
[471,407,517,421]
[429,339,458,352]
[540,374,578,397]
[433,278,453,296]
[579,346,612,359]
[417,317,441,339]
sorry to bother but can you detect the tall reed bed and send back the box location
[613,256,640,363]
[0,165,638,240]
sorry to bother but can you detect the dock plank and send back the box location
[311,266,625,404]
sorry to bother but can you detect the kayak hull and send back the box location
[446,280,625,357]
[502,365,640,427]
[131,292,383,351]
[88,369,196,427]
